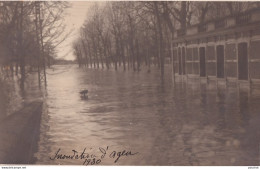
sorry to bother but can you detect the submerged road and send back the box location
[32,64,260,165]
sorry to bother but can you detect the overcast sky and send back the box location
[56,1,95,61]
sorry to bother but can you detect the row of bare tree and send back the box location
[0,1,69,89]
[73,1,259,78]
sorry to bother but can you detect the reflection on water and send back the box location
[35,65,260,165]
[0,74,44,120]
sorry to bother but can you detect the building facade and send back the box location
[172,8,260,84]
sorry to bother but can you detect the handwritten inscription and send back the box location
[49,146,138,165]
[109,149,138,163]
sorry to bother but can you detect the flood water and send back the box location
[34,64,260,165]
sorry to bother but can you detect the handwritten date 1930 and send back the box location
[49,146,138,165]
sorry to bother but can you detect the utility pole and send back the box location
[34,1,46,87]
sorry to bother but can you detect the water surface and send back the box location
[34,65,260,165]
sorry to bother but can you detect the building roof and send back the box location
[173,7,260,44]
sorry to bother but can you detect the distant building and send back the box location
[172,7,260,84]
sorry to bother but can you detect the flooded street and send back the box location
[34,65,260,165]
[1,1,260,166]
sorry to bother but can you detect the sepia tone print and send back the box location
[0,1,260,166]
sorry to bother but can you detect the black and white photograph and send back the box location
[0,1,260,166]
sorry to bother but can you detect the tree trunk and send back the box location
[81,40,88,67]
[127,45,130,70]
[19,2,25,90]
[86,41,92,68]
[115,37,119,71]
[180,2,187,30]
[154,2,164,78]
[97,38,104,69]
[120,38,126,71]
[154,27,160,68]
[136,39,141,71]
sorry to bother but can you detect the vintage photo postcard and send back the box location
[0,0,260,167]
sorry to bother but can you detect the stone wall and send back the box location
[250,40,260,79]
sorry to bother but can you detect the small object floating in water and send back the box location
[81,95,88,100]
[80,89,88,97]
